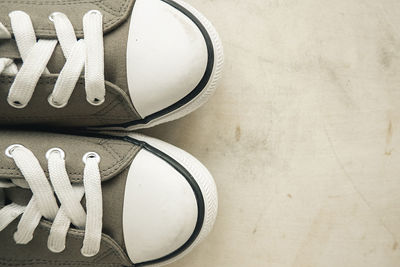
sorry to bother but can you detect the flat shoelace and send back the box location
[0,10,105,109]
[0,146,103,257]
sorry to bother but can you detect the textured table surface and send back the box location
[142,0,400,266]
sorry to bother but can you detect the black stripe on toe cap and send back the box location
[125,136,205,266]
[106,0,215,128]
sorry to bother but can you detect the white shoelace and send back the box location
[0,145,103,257]
[0,10,105,109]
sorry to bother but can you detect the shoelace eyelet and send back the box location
[82,152,100,164]
[87,97,105,106]
[48,95,68,109]
[48,12,64,22]
[85,10,102,17]
[46,148,65,160]
[8,99,26,109]
[5,144,24,158]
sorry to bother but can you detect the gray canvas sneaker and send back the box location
[0,130,218,266]
[0,0,223,130]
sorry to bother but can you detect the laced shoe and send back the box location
[0,0,223,130]
[0,130,218,266]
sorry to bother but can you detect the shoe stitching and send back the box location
[0,140,139,182]
[96,0,130,16]
[0,0,133,36]
[0,258,124,266]
[0,78,136,121]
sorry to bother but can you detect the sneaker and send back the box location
[0,130,218,266]
[0,0,223,130]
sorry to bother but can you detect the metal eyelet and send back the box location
[87,97,105,106]
[82,152,100,164]
[49,245,65,254]
[7,98,26,109]
[46,148,65,160]
[48,12,64,22]
[48,95,68,109]
[8,10,25,18]
[5,144,24,158]
[85,10,102,16]
[81,248,97,258]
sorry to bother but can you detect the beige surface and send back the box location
[142,0,400,266]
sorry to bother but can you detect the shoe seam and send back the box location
[0,139,138,182]
[0,78,136,121]
[0,0,132,37]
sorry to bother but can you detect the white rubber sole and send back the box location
[128,133,218,266]
[101,0,224,131]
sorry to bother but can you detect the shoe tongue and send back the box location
[0,39,19,59]
[4,187,32,207]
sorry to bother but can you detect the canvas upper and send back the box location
[0,0,223,130]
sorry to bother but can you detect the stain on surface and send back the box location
[384,150,392,156]
[380,48,394,69]
[287,194,292,199]
[252,227,257,234]
[385,120,393,156]
[235,126,241,142]
[393,241,398,251]
[293,208,334,265]
[318,58,354,108]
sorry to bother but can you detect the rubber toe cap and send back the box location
[127,0,209,118]
[122,149,198,264]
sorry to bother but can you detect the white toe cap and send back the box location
[126,0,208,118]
[122,149,198,264]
